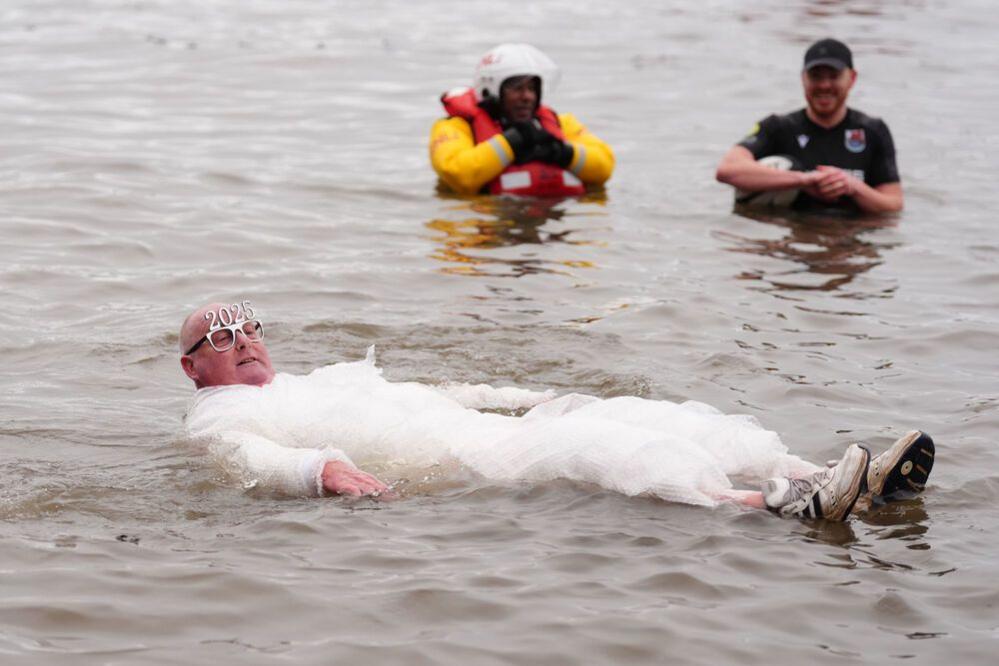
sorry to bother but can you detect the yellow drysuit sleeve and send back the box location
[430,117,514,195]
[558,113,615,187]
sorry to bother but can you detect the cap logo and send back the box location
[480,53,501,66]
[844,128,866,153]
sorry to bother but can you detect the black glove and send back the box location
[502,121,541,164]
[531,137,575,169]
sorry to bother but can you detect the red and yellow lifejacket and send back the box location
[440,88,586,197]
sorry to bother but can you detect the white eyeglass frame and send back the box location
[185,320,264,355]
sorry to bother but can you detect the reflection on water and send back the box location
[799,520,860,550]
[715,208,900,294]
[427,194,606,278]
[800,497,936,572]
[858,497,931,544]
[838,498,936,573]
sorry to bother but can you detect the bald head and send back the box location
[179,301,276,389]
[179,302,225,353]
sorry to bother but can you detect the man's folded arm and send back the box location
[429,117,510,194]
[559,113,615,186]
[715,145,813,191]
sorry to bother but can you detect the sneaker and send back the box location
[761,444,870,521]
[867,431,934,498]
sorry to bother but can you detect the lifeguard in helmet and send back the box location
[430,44,615,197]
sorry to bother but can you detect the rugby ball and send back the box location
[735,154,803,208]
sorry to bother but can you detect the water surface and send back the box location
[2,1,997,663]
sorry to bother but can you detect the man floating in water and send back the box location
[179,301,933,522]
[715,38,903,214]
[430,43,615,197]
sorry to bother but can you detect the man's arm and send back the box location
[558,113,615,186]
[856,181,903,213]
[715,145,820,192]
[207,430,386,497]
[429,117,510,195]
[807,166,903,213]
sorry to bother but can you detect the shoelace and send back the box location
[785,476,816,503]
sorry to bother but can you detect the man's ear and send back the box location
[180,355,199,382]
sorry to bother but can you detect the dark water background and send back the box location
[1,1,997,663]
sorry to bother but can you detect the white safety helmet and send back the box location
[473,43,561,103]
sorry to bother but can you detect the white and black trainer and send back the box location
[867,431,934,499]
[762,443,870,521]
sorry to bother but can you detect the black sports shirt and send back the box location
[738,108,900,211]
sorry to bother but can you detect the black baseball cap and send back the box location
[803,38,853,71]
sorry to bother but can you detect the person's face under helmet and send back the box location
[500,75,540,122]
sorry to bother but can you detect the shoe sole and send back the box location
[869,431,935,498]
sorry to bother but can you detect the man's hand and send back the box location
[531,131,575,168]
[321,460,388,497]
[503,121,541,164]
[804,165,859,202]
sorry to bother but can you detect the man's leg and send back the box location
[713,489,766,510]
[712,444,871,521]
[722,431,935,519]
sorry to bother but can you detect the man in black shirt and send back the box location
[716,38,903,214]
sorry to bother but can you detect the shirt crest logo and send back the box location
[845,128,866,153]
[797,134,809,148]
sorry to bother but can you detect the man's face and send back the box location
[500,76,540,122]
[180,303,275,388]
[801,65,856,121]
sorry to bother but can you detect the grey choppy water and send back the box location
[2,0,998,663]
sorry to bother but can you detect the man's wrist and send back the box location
[844,176,858,197]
